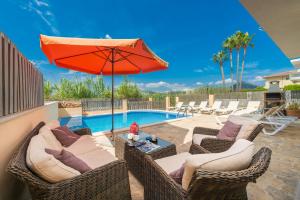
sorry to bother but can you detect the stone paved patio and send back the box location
[115,115,300,200]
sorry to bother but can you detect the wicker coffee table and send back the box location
[115,132,176,184]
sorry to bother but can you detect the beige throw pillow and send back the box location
[39,126,63,151]
[182,139,254,190]
[26,135,80,183]
[228,116,259,140]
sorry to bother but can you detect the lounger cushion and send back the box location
[192,134,216,145]
[228,116,259,140]
[217,121,241,141]
[39,126,63,151]
[26,135,81,183]
[65,135,116,169]
[155,152,191,174]
[182,139,254,190]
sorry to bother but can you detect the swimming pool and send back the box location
[60,111,187,134]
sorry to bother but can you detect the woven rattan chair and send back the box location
[6,122,132,200]
[190,124,264,153]
[144,147,271,200]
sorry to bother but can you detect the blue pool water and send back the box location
[60,111,186,134]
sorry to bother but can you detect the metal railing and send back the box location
[128,100,165,110]
[81,99,122,112]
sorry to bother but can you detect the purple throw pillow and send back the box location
[217,121,242,141]
[51,126,80,147]
[169,165,184,184]
[45,148,91,173]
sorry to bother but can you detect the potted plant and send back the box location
[286,103,300,119]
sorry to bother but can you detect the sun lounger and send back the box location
[193,101,208,112]
[168,102,183,111]
[215,101,261,124]
[215,100,239,115]
[201,100,222,114]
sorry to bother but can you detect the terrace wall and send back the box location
[0,102,58,200]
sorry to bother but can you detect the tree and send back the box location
[92,76,106,97]
[116,76,142,99]
[233,31,244,91]
[222,36,235,90]
[213,50,228,87]
[44,80,53,100]
[239,32,254,90]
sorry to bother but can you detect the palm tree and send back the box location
[213,50,228,87]
[233,31,244,91]
[223,36,235,90]
[239,32,254,90]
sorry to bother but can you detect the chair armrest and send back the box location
[73,128,92,136]
[149,144,177,160]
[144,155,187,200]
[193,127,219,136]
[200,138,234,153]
[189,144,211,154]
[52,160,130,198]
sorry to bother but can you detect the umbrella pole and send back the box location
[111,48,115,141]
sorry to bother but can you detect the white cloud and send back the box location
[252,76,264,82]
[196,82,203,85]
[34,0,49,7]
[60,70,79,75]
[245,61,259,69]
[208,81,214,85]
[194,69,203,73]
[137,81,191,92]
[105,34,112,39]
[20,0,59,35]
[214,78,236,85]
[30,59,48,68]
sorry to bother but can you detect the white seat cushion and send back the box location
[192,134,216,145]
[228,116,259,140]
[155,152,191,174]
[182,139,254,190]
[26,135,80,183]
[65,135,116,169]
[39,125,62,151]
[74,148,116,169]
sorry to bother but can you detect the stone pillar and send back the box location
[208,94,215,107]
[122,99,128,112]
[175,96,179,103]
[165,96,170,110]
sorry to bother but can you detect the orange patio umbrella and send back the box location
[40,35,168,137]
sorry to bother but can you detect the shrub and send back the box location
[283,84,300,91]
[287,103,300,110]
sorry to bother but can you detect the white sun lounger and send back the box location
[215,101,261,124]
[168,102,183,111]
[193,101,208,112]
[184,101,196,112]
[215,101,239,115]
[201,101,222,114]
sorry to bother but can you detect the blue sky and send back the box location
[0,0,294,92]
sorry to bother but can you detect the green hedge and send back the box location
[283,84,300,91]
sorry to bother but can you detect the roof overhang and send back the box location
[240,0,300,67]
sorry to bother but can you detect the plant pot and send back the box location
[286,109,300,119]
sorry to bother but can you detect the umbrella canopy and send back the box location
[40,35,168,137]
[40,35,168,74]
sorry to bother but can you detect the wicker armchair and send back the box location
[6,122,131,200]
[144,147,272,200]
[190,124,264,153]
